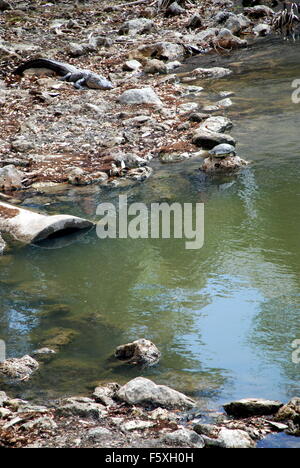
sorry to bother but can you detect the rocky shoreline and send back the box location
[0,376,299,448]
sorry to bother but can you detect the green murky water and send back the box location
[0,37,299,447]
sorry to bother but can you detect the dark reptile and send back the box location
[14,58,114,90]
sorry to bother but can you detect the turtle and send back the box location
[209,143,236,159]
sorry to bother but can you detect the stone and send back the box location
[21,416,57,431]
[0,407,11,418]
[118,88,162,106]
[244,5,274,18]
[123,60,142,72]
[194,28,218,42]
[56,397,107,420]
[204,428,255,448]
[116,377,196,409]
[192,129,236,149]
[0,165,23,190]
[163,429,205,448]
[138,42,185,61]
[224,398,284,417]
[0,355,39,380]
[182,67,232,82]
[93,383,120,406]
[193,423,220,438]
[201,155,248,172]
[144,59,167,75]
[0,233,6,255]
[31,348,56,356]
[253,23,271,36]
[275,397,300,423]
[87,427,112,440]
[216,29,247,49]
[0,391,8,406]
[188,112,209,123]
[197,116,233,133]
[178,102,199,113]
[0,201,93,244]
[115,339,161,367]
[187,13,202,29]
[67,168,108,186]
[119,18,155,35]
[165,2,185,16]
[125,166,153,182]
[120,419,155,432]
[11,137,34,152]
[224,13,251,34]
[0,1,10,11]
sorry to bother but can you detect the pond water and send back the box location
[0,36,299,447]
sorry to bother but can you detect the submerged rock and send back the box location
[0,355,39,381]
[224,398,284,417]
[182,67,232,81]
[116,377,196,409]
[201,155,248,172]
[115,339,161,367]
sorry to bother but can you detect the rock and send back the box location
[165,2,185,16]
[0,201,93,244]
[187,13,202,29]
[118,88,162,106]
[216,29,247,49]
[274,397,300,423]
[182,67,232,81]
[0,407,11,418]
[0,0,10,11]
[201,155,248,172]
[67,168,108,186]
[87,427,112,441]
[160,152,191,163]
[244,5,274,18]
[56,397,107,420]
[224,13,251,34]
[115,339,161,367]
[123,60,142,72]
[178,102,199,113]
[0,233,6,255]
[253,23,271,36]
[120,419,155,432]
[31,348,56,356]
[192,129,236,149]
[166,60,182,72]
[0,355,39,380]
[0,391,8,406]
[194,28,218,42]
[194,423,220,438]
[216,98,233,108]
[138,42,185,61]
[21,416,57,431]
[188,112,209,123]
[224,398,284,417]
[197,116,233,133]
[93,383,120,406]
[213,10,231,24]
[125,166,153,181]
[11,137,34,152]
[204,428,255,448]
[68,42,96,57]
[116,377,196,409]
[144,59,167,75]
[0,165,24,190]
[163,429,205,448]
[119,18,155,35]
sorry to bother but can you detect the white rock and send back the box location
[118,87,162,106]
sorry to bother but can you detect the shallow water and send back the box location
[0,37,300,447]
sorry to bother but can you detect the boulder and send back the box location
[0,355,39,380]
[253,23,271,36]
[201,155,248,172]
[0,201,94,244]
[119,18,155,35]
[192,129,236,149]
[163,429,205,448]
[274,397,300,423]
[197,116,233,133]
[224,398,284,417]
[182,67,232,82]
[0,165,23,191]
[115,339,161,367]
[56,397,107,420]
[138,42,185,61]
[118,88,162,106]
[203,428,255,448]
[144,59,167,75]
[116,377,196,409]
[93,383,120,406]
